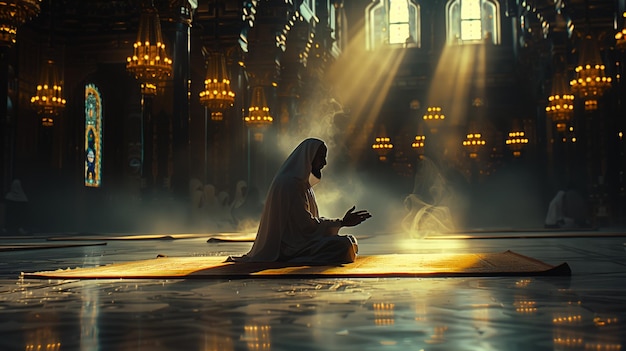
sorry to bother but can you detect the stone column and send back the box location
[170,0,194,199]
[0,46,9,194]
[141,93,154,197]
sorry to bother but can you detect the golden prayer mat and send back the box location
[24,250,570,279]
[45,233,370,243]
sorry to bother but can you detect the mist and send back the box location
[20,36,548,239]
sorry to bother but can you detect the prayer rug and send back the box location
[23,250,570,279]
[206,234,371,243]
[46,233,368,243]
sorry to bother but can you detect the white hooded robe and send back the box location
[230,138,357,263]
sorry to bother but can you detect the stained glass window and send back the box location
[84,84,103,187]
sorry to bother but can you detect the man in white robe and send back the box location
[545,188,588,228]
[230,138,371,264]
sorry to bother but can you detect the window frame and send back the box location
[446,0,501,45]
[365,0,421,50]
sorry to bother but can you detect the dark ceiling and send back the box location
[27,0,619,41]
[24,0,243,54]
[17,0,622,65]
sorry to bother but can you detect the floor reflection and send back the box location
[80,255,101,351]
[0,232,624,350]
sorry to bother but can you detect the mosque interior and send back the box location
[0,0,625,350]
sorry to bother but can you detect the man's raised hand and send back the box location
[341,206,372,227]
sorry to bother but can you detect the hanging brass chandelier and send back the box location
[570,35,611,109]
[423,106,445,121]
[199,51,235,121]
[546,70,574,132]
[462,133,486,159]
[423,106,445,133]
[126,3,172,95]
[505,131,528,157]
[30,59,66,125]
[244,86,273,127]
[0,0,40,47]
[372,136,393,162]
[411,135,425,150]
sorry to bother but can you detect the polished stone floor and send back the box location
[0,229,625,351]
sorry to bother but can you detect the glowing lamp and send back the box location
[126,5,172,95]
[546,69,574,131]
[372,137,393,161]
[40,116,53,127]
[462,133,486,159]
[245,86,273,128]
[423,106,445,120]
[30,59,66,125]
[411,135,425,149]
[505,131,529,157]
[545,94,574,130]
[411,135,426,157]
[584,99,598,111]
[423,106,445,133]
[199,51,235,119]
[570,35,611,104]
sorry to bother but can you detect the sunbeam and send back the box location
[325,24,407,165]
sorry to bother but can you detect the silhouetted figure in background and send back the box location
[230,180,247,212]
[215,190,235,230]
[232,185,263,230]
[545,186,589,228]
[402,157,455,238]
[189,178,205,229]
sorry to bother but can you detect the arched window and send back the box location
[365,0,421,50]
[446,0,500,44]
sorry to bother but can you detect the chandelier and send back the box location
[546,70,574,132]
[423,106,445,133]
[199,51,235,121]
[244,86,273,127]
[462,133,486,159]
[30,59,66,126]
[411,135,425,150]
[616,12,626,51]
[505,131,528,157]
[570,35,611,108]
[126,4,172,96]
[372,136,393,162]
[411,134,426,160]
[411,122,426,158]
[0,0,40,47]
[423,106,445,121]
